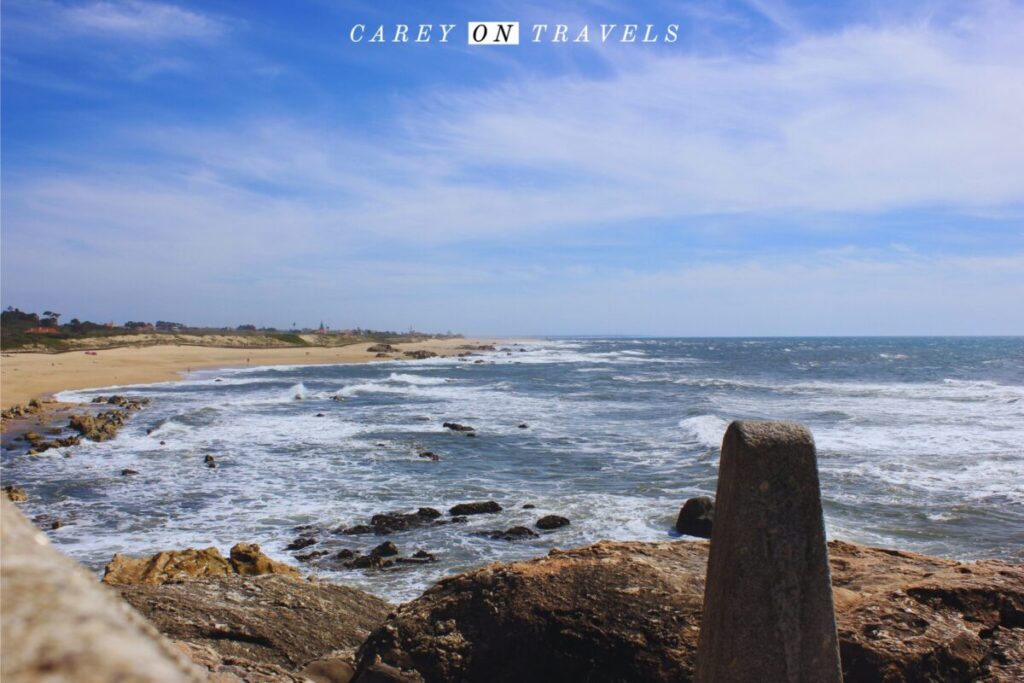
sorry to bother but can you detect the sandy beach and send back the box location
[0,337,501,409]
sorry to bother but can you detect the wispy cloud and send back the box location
[58,0,225,41]
[3,0,1022,332]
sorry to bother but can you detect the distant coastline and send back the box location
[0,337,504,409]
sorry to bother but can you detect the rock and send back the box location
[204,454,216,468]
[476,526,539,542]
[697,421,840,683]
[442,422,475,432]
[122,468,139,476]
[675,496,714,538]
[286,536,317,551]
[230,543,301,578]
[119,573,390,679]
[33,513,64,530]
[403,350,437,359]
[518,423,528,429]
[372,542,399,558]
[356,661,424,682]
[3,485,28,502]
[417,451,440,461]
[316,413,326,417]
[449,501,501,516]
[69,409,132,441]
[367,344,396,353]
[522,504,536,509]
[352,539,1024,683]
[102,543,300,585]
[341,524,376,536]
[301,654,357,683]
[1,498,204,683]
[535,515,570,530]
[396,550,438,565]
[365,508,443,534]
[376,352,390,358]
[295,550,331,563]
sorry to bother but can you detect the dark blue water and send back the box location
[5,337,1023,601]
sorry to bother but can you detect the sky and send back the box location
[2,0,1023,336]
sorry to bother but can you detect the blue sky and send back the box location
[2,0,1022,335]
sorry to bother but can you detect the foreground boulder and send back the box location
[353,540,1023,683]
[1,498,203,682]
[119,574,391,680]
[103,543,300,585]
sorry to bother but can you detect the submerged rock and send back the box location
[449,501,501,516]
[476,526,539,542]
[674,496,714,538]
[102,543,300,585]
[442,422,475,432]
[352,540,1024,683]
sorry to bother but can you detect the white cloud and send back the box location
[59,0,224,41]
[3,1,1023,332]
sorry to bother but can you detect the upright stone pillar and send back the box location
[696,420,841,683]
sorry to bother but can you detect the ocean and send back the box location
[5,337,1023,602]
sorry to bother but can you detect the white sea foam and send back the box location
[678,415,730,449]
[15,338,1024,600]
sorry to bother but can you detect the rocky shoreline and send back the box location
[5,498,1019,682]
[3,389,1022,681]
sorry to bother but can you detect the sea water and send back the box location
[4,337,1022,601]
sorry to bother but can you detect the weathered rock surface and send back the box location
[675,496,714,538]
[353,540,1024,683]
[367,344,397,353]
[119,574,391,680]
[102,542,300,585]
[1,498,204,683]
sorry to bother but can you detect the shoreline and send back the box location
[0,337,506,410]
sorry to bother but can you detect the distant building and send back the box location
[317,321,326,335]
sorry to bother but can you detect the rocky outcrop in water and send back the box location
[102,543,300,585]
[120,573,391,682]
[448,501,501,516]
[403,350,437,359]
[352,540,1024,683]
[442,422,474,433]
[3,485,28,502]
[66,395,151,442]
[675,496,714,538]
[535,515,570,530]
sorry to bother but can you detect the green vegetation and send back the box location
[266,332,308,346]
[0,306,459,352]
